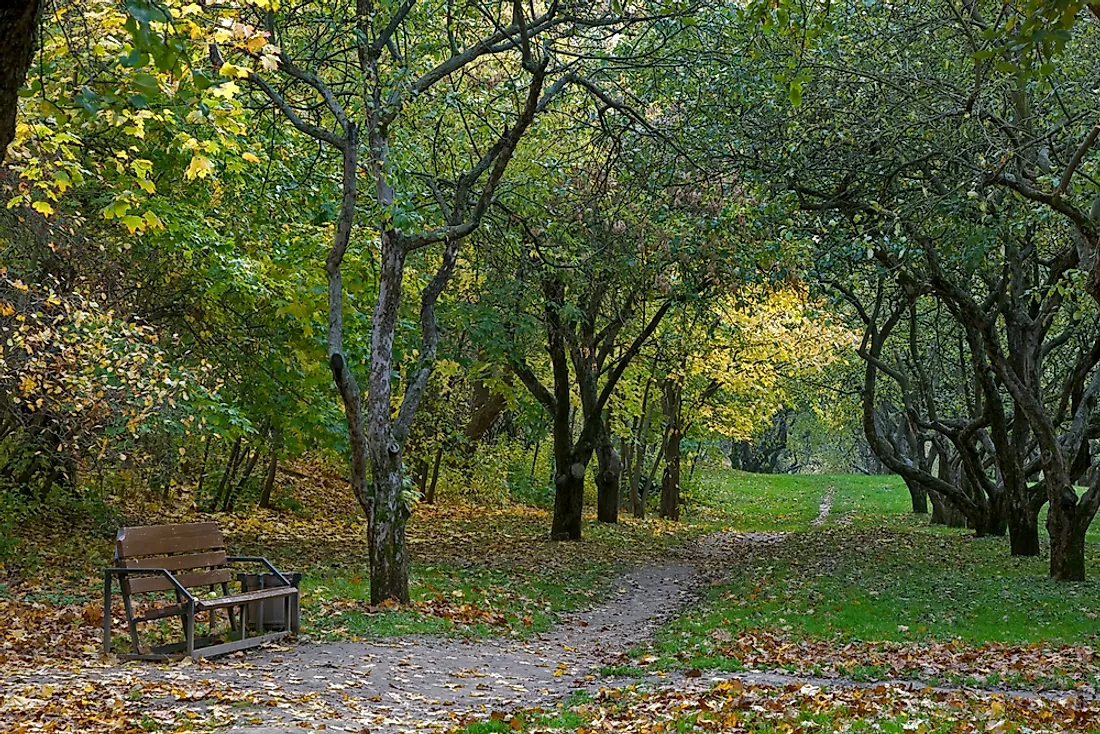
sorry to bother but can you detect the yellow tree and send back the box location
[652,286,852,518]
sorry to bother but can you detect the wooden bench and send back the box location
[102,521,299,660]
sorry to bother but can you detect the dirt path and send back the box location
[152,563,700,732]
[811,488,834,526]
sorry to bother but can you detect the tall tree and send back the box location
[206,0,684,597]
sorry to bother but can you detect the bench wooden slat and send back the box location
[196,586,296,611]
[126,568,234,594]
[120,550,227,572]
[116,522,224,558]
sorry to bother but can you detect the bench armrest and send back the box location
[104,567,197,603]
[226,556,293,587]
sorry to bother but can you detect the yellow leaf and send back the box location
[31,200,54,216]
[185,155,214,180]
[219,62,250,79]
[242,152,261,164]
[210,80,240,99]
[120,215,144,233]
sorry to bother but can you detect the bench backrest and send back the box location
[115,522,232,594]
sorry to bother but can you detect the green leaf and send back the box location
[788,80,803,107]
[125,0,169,24]
[132,73,160,97]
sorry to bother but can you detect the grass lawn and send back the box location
[685,470,914,531]
[637,470,1100,690]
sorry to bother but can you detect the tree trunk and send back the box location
[1047,480,1096,581]
[464,377,508,443]
[619,429,634,513]
[631,386,655,519]
[595,415,621,524]
[531,438,541,481]
[0,0,39,163]
[195,437,212,506]
[425,444,443,504]
[552,454,587,540]
[1007,499,1041,556]
[1048,497,1088,581]
[903,478,929,514]
[367,451,411,601]
[362,230,413,605]
[213,437,243,511]
[224,446,260,512]
[688,445,701,481]
[660,379,682,521]
[929,490,968,528]
[259,447,278,509]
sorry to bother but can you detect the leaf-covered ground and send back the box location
[464,679,1100,734]
[6,469,1100,732]
[0,465,703,732]
[1,464,695,660]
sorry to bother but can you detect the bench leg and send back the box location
[121,590,140,654]
[221,582,233,633]
[102,572,112,655]
[184,600,196,659]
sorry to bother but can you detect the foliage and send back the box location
[676,287,852,442]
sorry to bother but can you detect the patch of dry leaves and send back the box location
[696,628,1100,689]
[531,679,1100,733]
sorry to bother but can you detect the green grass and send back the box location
[299,561,609,639]
[641,471,1100,688]
[685,470,914,532]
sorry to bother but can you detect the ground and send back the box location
[3,469,1100,732]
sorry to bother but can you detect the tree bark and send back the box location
[631,381,655,518]
[195,436,212,503]
[619,427,634,512]
[552,453,588,540]
[425,444,443,504]
[225,447,261,512]
[905,479,929,514]
[363,231,413,604]
[660,378,682,521]
[0,0,39,163]
[595,412,621,523]
[259,440,279,509]
[1007,499,1041,556]
[1048,495,1089,581]
[213,436,243,511]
